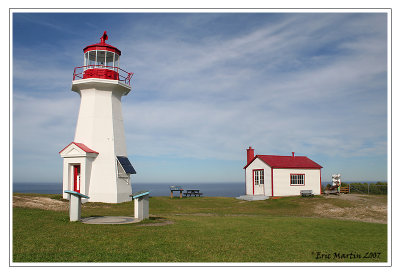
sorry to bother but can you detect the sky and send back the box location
[12,11,389,184]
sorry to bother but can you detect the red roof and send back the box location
[244,155,322,169]
[83,42,121,55]
[59,142,99,154]
[83,31,121,55]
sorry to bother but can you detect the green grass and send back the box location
[13,195,387,263]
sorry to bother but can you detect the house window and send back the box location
[290,174,305,185]
[254,170,264,185]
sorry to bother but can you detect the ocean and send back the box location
[12,181,344,197]
[13,182,246,197]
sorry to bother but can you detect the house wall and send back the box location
[245,159,272,196]
[273,168,321,196]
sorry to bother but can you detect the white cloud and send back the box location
[12,12,388,182]
[117,13,387,162]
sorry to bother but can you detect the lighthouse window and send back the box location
[85,50,119,70]
[114,54,120,70]
[84,52,88,67]
[97,51,106,67]
[88,51,96,68]
[106,51,114,69]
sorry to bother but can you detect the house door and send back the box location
[253,169,264,195]
[73,165,81,193]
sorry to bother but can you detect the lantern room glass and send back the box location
[106,51,114,68]
[96,51,106,66]
[84,50,120,71]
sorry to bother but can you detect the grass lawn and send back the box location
[12,195,387,263]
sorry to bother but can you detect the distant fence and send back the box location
[347,183,387,195]
[324,183,387,195]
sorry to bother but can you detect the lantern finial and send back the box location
[100,31,108,44]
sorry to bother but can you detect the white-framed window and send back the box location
[116,160,129,178]
[290,174,305,185]
[106,51,115,68]
[84,50,119,71]
[253,169,264,185]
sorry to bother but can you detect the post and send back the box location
[142,194,149,219]
[170,190,173,198]
[132,193,150,221]
[180,190,183,199]
[64,190,89,222]
[69,194,82,222]
[368,183,370,195]
[134,196,144,220]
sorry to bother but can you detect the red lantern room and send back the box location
[73,31,133,85]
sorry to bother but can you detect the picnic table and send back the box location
[183,189,203,197]
[170,186,184,198]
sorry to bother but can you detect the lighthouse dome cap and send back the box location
[83,31,121,56]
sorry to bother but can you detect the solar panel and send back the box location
[116,156,136,174]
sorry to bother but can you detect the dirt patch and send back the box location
[325,193,370,201]
[312,194,387,224]
[13,195,68,211]
[13,194,387,224]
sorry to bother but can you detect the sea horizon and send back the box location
[12,181,386,197]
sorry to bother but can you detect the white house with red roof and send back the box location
[242,147,322,199]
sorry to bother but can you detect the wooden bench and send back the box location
[183,189,203,197]
[300,190,314,197]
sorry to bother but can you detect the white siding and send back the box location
[273,168,321,196]
[245,159,272,196]
[70,79,132,203]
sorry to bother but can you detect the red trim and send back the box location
[59,142,99,154]
[83,68,119,81]
[74,143,98,154]
[243,154,259,169]
[320,169,322,195]
[244,154,322,169]
[252,173,254,195]
[271,168,274,197]
[73,65,133,86]
[83,33,120,55]
[73,165,80,193]
[245,169,247,195]
[83,45,121,55]
[290,173,306,186]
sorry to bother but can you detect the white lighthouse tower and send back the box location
[59,31,136,203]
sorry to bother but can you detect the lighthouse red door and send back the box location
[73,165,81,193]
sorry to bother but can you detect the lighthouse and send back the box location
[59,31,136,203]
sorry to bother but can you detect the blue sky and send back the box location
[12,12,388,184]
